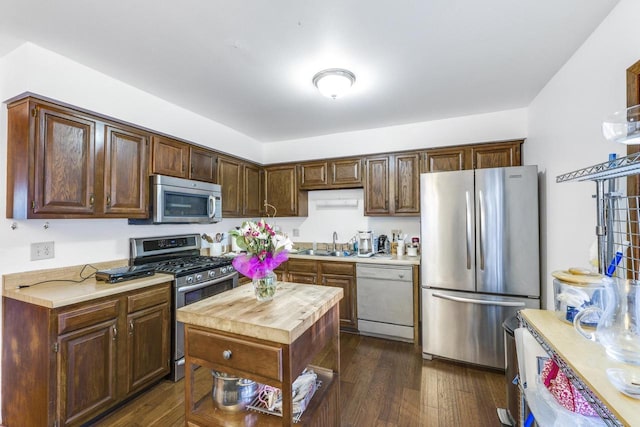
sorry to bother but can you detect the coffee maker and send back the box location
[357,231,375,257]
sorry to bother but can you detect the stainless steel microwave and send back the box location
[129,175,222,224]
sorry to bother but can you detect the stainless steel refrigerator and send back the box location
[420,165,540,369]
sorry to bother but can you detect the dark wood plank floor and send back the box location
[92,334,506,426]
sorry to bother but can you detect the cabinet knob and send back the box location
[129,320,134,335]
[112,325,118,340]
[106,195,111,207]
[89,194,95,206]
[222,350,232,360]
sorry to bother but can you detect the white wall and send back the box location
[272,189,420,248]
[527,0,638,308]
[264,108,527,163]
[0,43,264,275]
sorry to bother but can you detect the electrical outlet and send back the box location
[31,241,55,260]
[292,228,300,237]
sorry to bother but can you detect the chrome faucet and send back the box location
[332,231,338,252]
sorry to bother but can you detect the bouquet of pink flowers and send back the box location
[230,219,293,279]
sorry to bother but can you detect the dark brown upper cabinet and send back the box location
[420,140,523,173]
[264,164,308,217]
[6,96,149,219]
[150,135,189,178]
[364,153,419,216]
[217,155,243,217]
[299,157,363,190]
[189,146,217,183]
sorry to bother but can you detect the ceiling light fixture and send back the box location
[312,68,356,99]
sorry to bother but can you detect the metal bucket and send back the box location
[211,371,258,412]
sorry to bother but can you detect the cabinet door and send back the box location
[57,320,118,426]
[33,104,96,215]
[265,165,299,217]
[126,302,170,395]
[151,135,189,178]
[322,274,357,331]
[243,163,264,217]
[331,158,363,187]
[393,153,420,215]
[299,162,328,189]
[218,156,243,217]
[422,147,466,172]
[364,156,390,215]
[103,124,149,217]
[189,147,217,183]
[470,142,521,169]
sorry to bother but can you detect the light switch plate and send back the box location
[31,241,55,260]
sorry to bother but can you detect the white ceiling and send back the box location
[0,0,619,143]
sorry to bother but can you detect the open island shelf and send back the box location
[177,282,343,426]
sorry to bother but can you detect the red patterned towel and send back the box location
[541,359,598,416]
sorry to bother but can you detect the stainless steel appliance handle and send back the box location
[478,190,485,271]
[465,191,472,270]
[208,195,216,219]
[432,292,526,307]
[177,272,237,293]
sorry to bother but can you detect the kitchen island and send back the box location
[177,281,343,426]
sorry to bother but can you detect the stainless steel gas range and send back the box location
[129,234,238,381]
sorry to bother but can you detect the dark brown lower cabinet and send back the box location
[284,259,358,331]
[319,261,358,331]
[2,282,171,427]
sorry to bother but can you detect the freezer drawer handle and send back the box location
[432,292,526,307]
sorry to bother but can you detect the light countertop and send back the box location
[3,260,174,308]
[176,281,343,344]
[288,252,420,266]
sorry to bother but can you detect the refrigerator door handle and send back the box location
[478,190,485,271]
[432,292,526,307]
[465,191,472,270]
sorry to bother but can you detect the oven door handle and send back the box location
[177,272,237,293]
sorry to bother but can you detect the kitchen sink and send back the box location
[296,249,353,257]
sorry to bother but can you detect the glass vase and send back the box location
[252,270,277,302]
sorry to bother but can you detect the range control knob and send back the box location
[208,270,216,278]
[195,274,203,282]
[186,276,193,284]
[221,267,228,274]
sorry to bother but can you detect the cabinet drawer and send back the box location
[127,284,171,313]
[319,262,354,276]
[288,272,318,285]
[187,328,283,381]
[287,259,317,273]
[58,299,120,335]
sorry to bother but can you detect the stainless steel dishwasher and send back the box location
[356,263,413,342]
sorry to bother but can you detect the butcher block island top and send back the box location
[176,281,343,344]
[179,282,343,427]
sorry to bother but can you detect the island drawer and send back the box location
[186,327,283,381]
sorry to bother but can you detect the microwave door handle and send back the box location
[208,195,216,219]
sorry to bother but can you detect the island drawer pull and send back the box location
[223,350,232,360]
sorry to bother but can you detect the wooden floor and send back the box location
[92,334,506,426]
